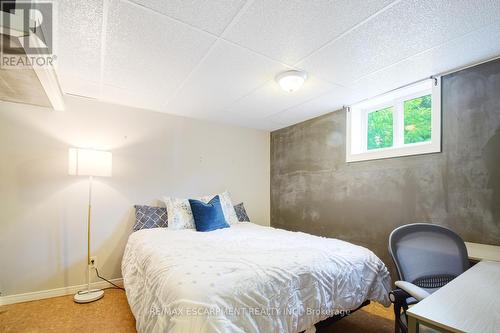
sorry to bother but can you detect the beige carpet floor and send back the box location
[0,289,394,333]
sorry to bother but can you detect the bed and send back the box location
[122,223,391,333]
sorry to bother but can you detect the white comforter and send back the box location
[122,223,391,333]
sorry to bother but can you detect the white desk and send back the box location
[407,261,500,333]
[465,242,500,262]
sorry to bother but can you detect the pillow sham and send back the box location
[189,195,229,232]
[164,196,197,230]
[163,191,239,230]
[204,191,239,225]
[133,205,168,231]
[234,202,250,222]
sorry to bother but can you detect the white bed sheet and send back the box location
[122,223,391,333]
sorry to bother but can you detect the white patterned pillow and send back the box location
[164,191,239,230]
[218,191,239,225]
[163,196,198,230]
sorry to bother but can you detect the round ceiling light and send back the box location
[275,70,307,93]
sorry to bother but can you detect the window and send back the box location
[404,95,432,144]
[367,106,394,150]
[346,78,441,162]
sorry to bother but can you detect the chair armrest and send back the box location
[389,288,410,303]
[395,281,430,301]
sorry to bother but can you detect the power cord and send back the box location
[95,267,125,291]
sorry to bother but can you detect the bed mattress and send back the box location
[122,223,391,333]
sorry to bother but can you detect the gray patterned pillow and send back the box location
[133,205,168,231]
[233,202,250,222]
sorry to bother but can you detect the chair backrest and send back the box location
[389,223,469,289]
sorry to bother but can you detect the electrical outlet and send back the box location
[90,256,97,269]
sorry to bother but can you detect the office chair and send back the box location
[388,223,469,333]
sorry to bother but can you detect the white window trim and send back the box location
[346,77,441,162]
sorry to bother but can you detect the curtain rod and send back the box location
[345,54,500,110]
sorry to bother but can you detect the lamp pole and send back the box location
[87,175,93,293]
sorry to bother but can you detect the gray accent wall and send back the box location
[271,59,500,278]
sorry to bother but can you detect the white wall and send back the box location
[0,96,270,296]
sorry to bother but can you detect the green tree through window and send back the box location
[367,107,393,150]
[404,95,432,144]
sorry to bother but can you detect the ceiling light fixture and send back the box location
[275,70,308,93]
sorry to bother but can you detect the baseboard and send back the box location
[0,278,124,306]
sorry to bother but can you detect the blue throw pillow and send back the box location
[188,195,230,232]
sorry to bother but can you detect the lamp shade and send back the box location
[68,148,112,177]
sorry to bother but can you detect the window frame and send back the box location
[346,77,441,162]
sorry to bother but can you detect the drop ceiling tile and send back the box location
[224,0,394,64]
[56,0,103,93]
[129,0,246,35]
[194,109,280,131]
[268,86,355,127]
[103,0,216,105]
[165,40,287,118]
[101,84,165,111]
[58,74,101,99]
[227,75,335,119]
[299,0,500,86]
[348,21,500,104]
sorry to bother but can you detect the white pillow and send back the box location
[163,191,239,230]
[206,191,239,225]
[163,196,198,230]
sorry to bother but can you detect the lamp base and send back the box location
[74,289,104,303]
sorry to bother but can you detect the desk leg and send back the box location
[408,315,418,333]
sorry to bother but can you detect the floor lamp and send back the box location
[68,148,112,303]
